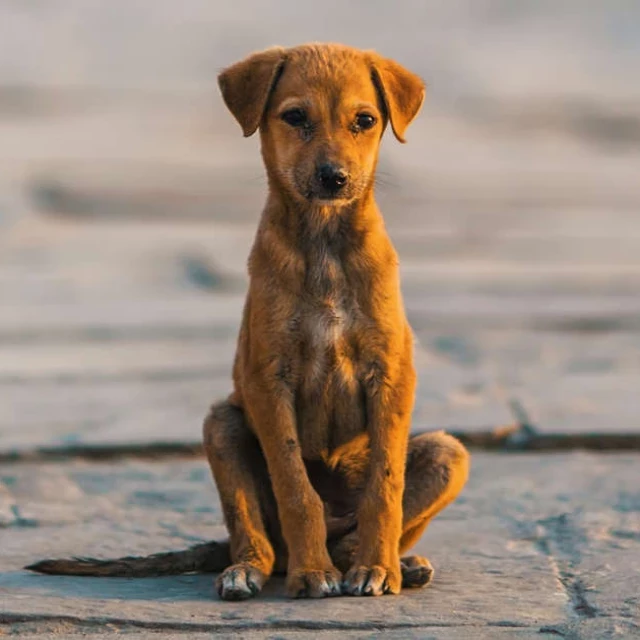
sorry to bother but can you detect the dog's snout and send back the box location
[317,163,348,194]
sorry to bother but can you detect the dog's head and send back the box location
[218,43,425,205]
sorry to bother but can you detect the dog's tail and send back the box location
[25,540,231,577]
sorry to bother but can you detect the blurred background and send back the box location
[1,1,639,453]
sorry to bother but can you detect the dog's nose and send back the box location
[317,163,348,193]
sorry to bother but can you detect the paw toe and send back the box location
[287,567,343,598]
[216,563,265,601]
[344,564,401,596]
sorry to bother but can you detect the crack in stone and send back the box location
[538,626,567,638]
[533,514,599,620]
[2,433,640,464]
[2,504,38,529]
[568,577,598,619]
[0,613,539,634]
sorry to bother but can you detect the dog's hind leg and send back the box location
[397,430,469,588]
[203,400,281,600]
[399,431,469,550]
[328,430,469,591]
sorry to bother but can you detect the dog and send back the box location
[27,43,470,600]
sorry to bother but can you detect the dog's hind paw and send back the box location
[216,563,267,601]
[401,555,434,588]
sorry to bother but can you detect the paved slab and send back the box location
[1,453,638,638]
[0,626,565,640]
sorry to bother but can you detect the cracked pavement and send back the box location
[1,454,639,638]
[1,2,640,637]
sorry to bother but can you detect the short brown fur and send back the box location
[208,43,468,599]
[26,43,469,601]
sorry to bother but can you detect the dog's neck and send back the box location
[263,188,382,255]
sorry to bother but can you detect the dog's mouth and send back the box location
[309,191,352,203]
[303,182,359,204]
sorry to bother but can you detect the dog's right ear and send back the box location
[218,47,286,137]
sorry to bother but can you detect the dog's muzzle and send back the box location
[315,163,349,199]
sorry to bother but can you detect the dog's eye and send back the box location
[281,108,308,127]
[355,113,376,131]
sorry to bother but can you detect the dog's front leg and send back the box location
[244,379,343,598]
[343,359,415,596]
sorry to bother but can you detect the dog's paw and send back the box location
[286,566,343,598]
[401,555,434,588]
[343,562,402,596]
[216,563,267,601]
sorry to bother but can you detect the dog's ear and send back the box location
[370,56,425,143]
[218,47,286,137]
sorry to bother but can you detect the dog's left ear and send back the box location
[370,56,425,143]
[218,47,286,137]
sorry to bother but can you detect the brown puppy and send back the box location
[206,43,469,599]
[26,43,469,601]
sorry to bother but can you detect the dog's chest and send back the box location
[303,297,347,361]
[295,251,366,457]
[300,251,352,369]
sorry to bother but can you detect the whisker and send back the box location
[374,176,399,190]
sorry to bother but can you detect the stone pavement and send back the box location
[2,2,640,637]
[1,453,639,638]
